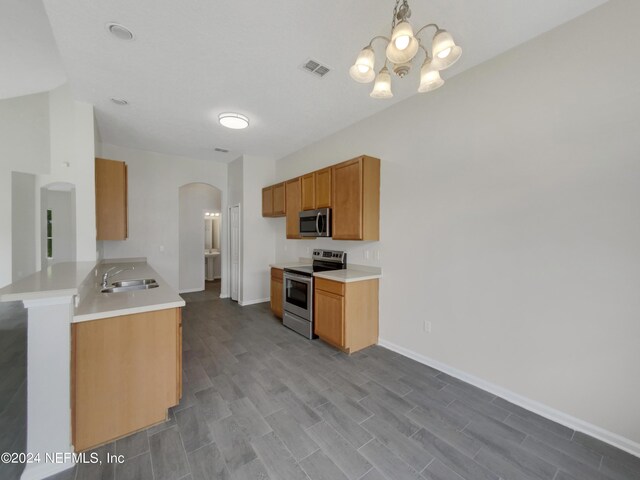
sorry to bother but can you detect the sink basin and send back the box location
[111,278,157,288]
[101,283,159,293]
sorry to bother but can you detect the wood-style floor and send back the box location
[0,300,27,480]
[41,280,638,480]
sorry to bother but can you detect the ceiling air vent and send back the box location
[214,148,229,153]
[301,59,331,78]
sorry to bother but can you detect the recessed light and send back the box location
[110,98,128,105]
[219,113,249,130]
[106,22,134,41]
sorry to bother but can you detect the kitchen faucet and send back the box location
[101,266,135,288]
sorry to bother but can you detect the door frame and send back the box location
[228,204,242,302]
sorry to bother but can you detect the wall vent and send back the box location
[301,59,331,78]
[214,147,229,153]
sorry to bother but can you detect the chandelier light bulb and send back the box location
[432,29,462,69]
[391,21,414,50]
[437,47,452,59]
[418,59,444,93]
[370,67,393,99]
[349,47,376,83]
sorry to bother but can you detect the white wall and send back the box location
[240,155,277,305]
[228,155,277,305]
[97,143,228,293]
[179,183,221,293]
[11,172,37,282]
[38,85,96,265]
[275,0,640,448]
[0,92,50,287]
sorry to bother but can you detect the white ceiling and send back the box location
[34,0,607,163]
[0,0,66,99]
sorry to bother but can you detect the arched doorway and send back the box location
[178,183,223,293]
[40,182,76,270]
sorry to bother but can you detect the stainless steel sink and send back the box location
[101,282,159,293]
[110,278,157,288]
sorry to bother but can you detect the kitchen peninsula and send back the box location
[0,259,184,479]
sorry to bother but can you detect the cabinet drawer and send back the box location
[271,267,283,281]
[315,277,345,296]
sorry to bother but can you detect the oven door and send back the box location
[283,272,313,320]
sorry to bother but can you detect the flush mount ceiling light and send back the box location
[110,98,128,105]
[218,112,249,130]
[349,0,461,98]
[106,22,134,41]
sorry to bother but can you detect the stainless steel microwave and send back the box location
[299,208,331,237]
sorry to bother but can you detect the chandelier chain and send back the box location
[391,0,411,30]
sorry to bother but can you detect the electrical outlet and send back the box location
[423,320,432,333]
[375,250,380,260]
[364,250,370,260]
[306,247,310,255]
[159,245,165,253]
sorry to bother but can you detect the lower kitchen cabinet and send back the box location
[72,308,182,451]
[270,267,283,318]
[314,277,379,354]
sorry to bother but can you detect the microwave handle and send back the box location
[316,212,321,235]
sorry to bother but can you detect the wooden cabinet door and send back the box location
[262,186,274,217]
[270,268,283,318]
[272,183,286,216]
[301,173,315,211]
[72,309,180,451]
[285,178,301,239]
[332,158,363,240]
[271,278,283,318]
[177,309,183,399]
[314,289,345,347]
[95,158,128,240]
[315,168,332,208]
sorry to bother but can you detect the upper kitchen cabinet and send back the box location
[301,167,332,211]
[273,182,286,215]
[95,158,128,240]
[315,167,332,208]
[301,173,314,211]
[261,182,286,217]
[285,177,302,239]
[332,155,380,241]
[262,186,274,217]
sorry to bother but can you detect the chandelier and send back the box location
[349,0,462,98]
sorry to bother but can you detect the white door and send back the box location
[230,205,240,302]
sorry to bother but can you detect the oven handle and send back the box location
[284,272,313,284]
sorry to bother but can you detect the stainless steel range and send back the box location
[283,249,347,339]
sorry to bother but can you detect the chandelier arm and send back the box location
[415,23,440,39]
[418,41,432,62]
[367,35,391,48]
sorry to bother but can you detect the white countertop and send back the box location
[269,259,382,284]
[269,261,312,270]
[314,269,382,283]
[74,262,185,323]
[0,262,96,302]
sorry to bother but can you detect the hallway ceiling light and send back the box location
[106,22,134,41]
[349,0,461,98]
[219,112,249,130]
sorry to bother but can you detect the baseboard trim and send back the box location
[239,297,269,307]
[179,287,202,294]
[378,338,640,459]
